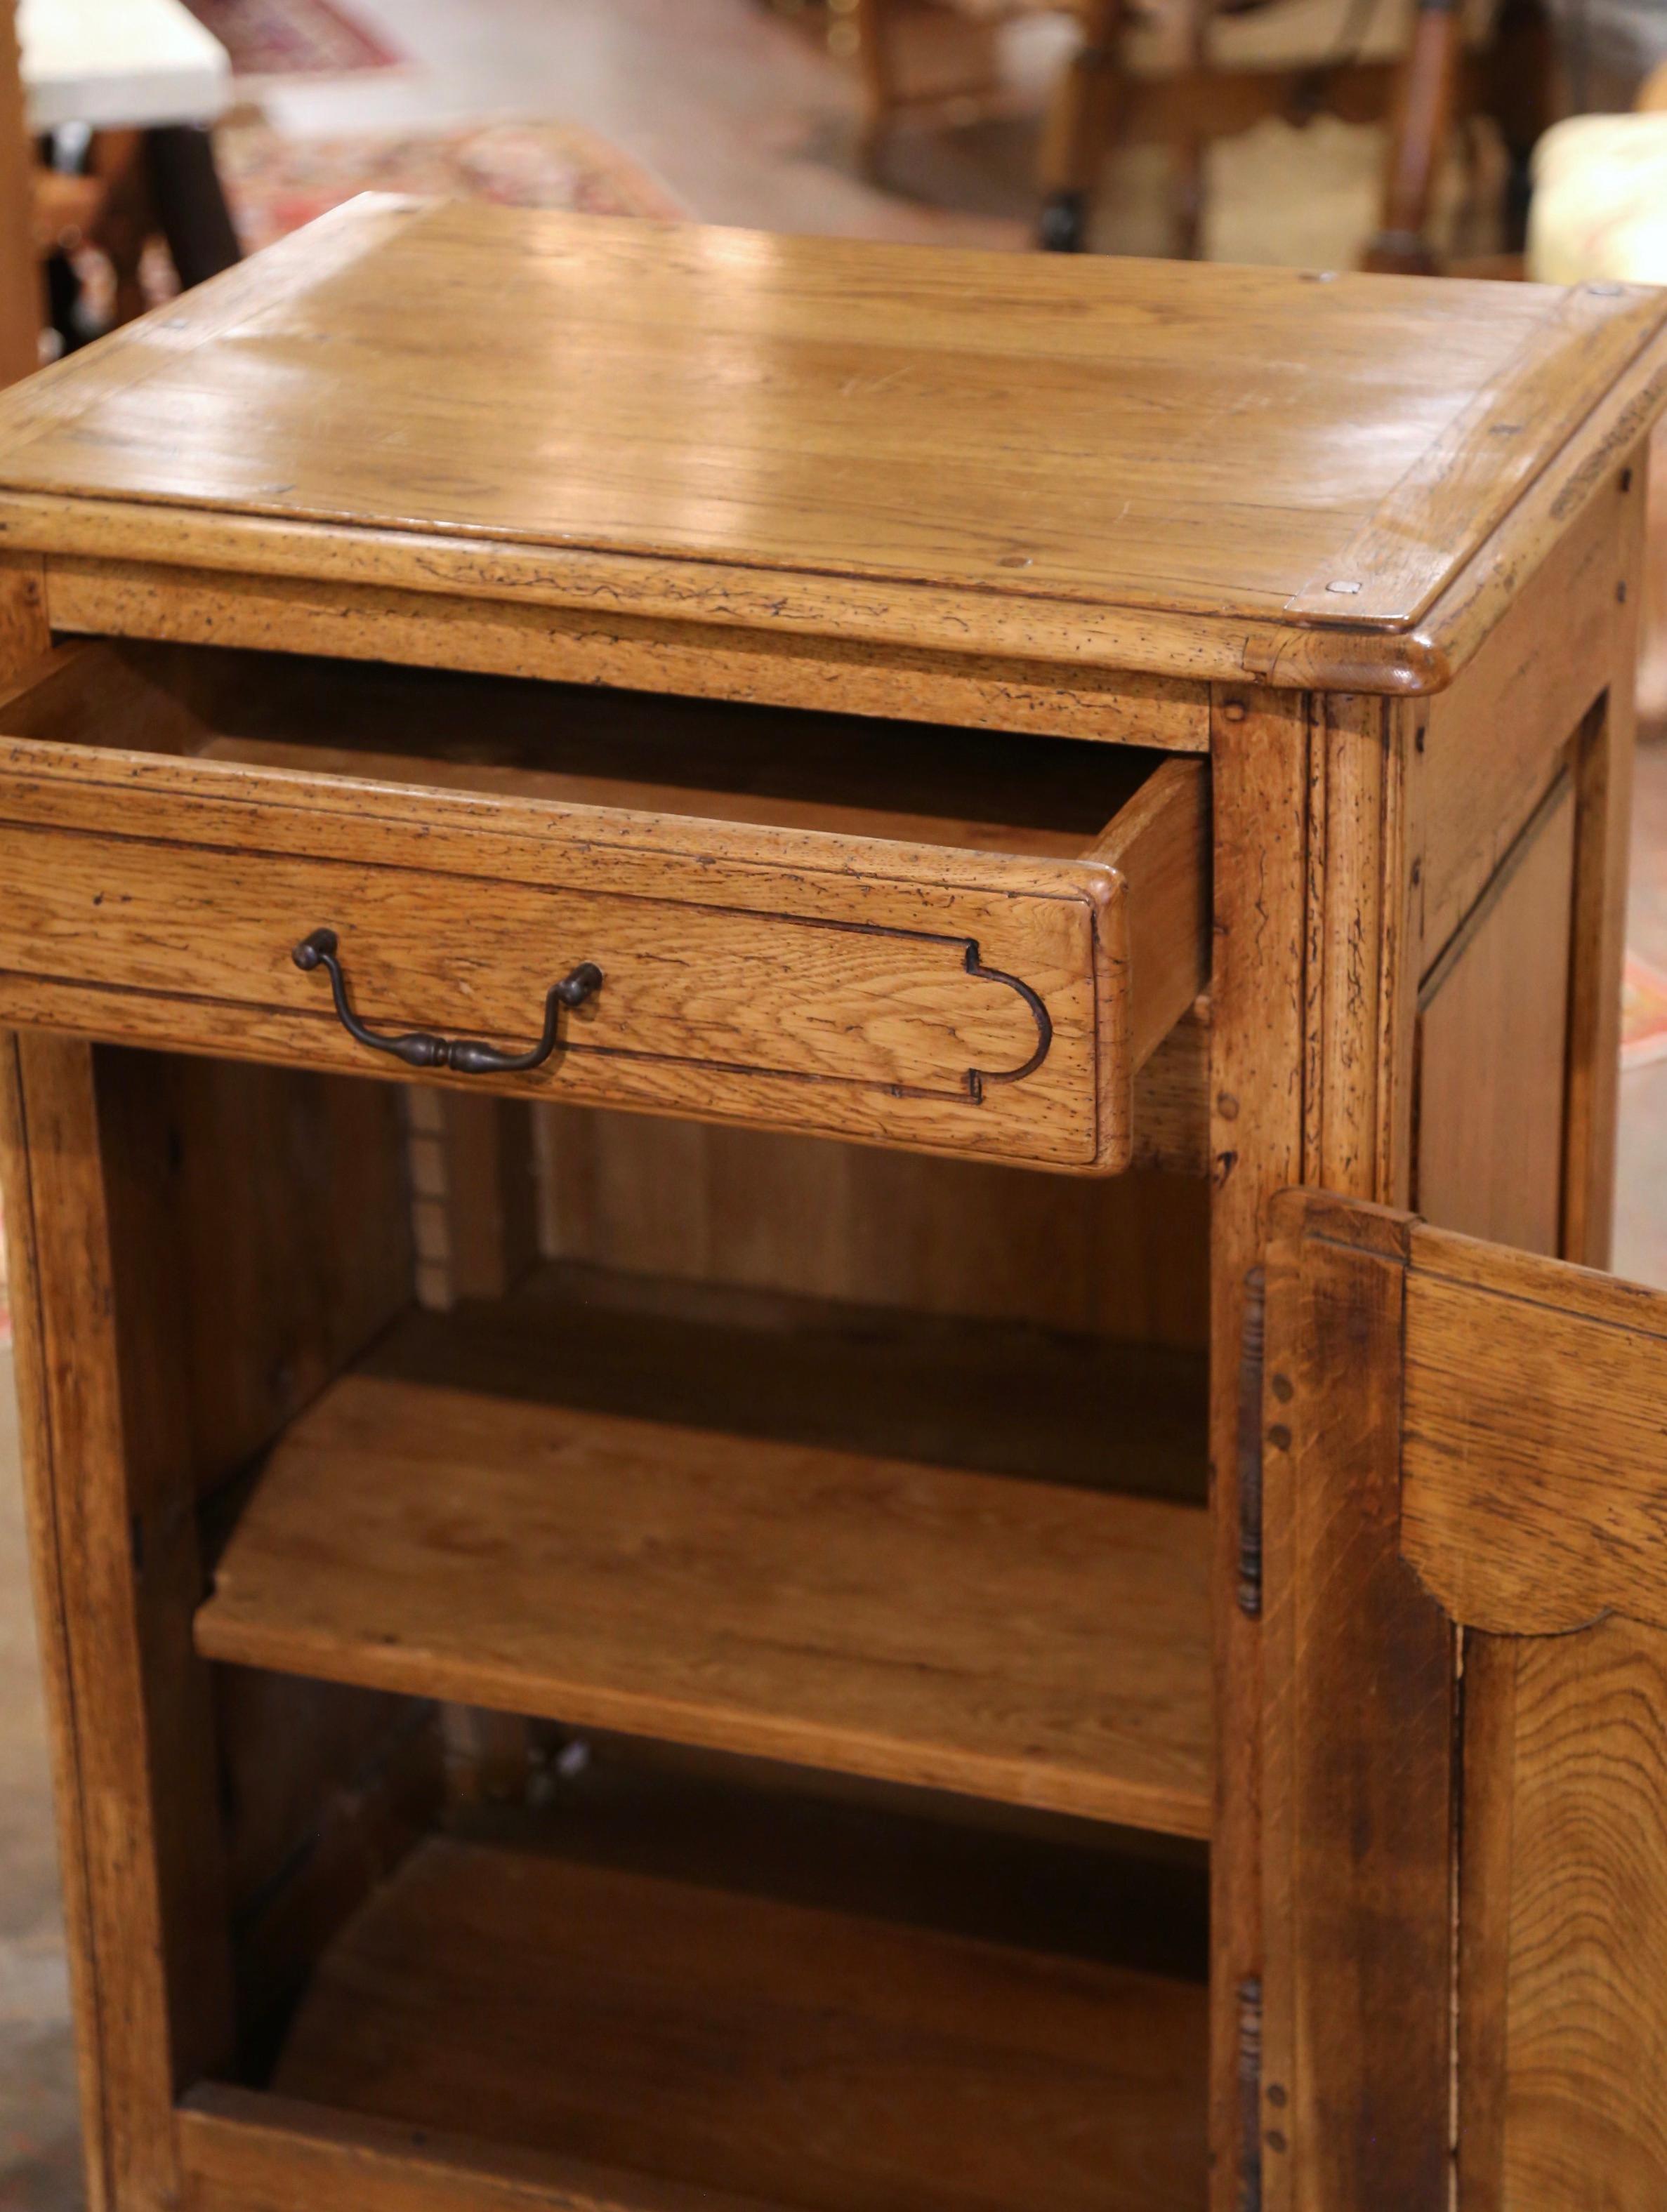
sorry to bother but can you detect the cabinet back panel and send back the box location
[536,1108,1209,1350]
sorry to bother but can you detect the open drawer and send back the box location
[0,642,1207,1172]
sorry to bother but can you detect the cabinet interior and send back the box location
[4,638,1174,859]
[72,645,1213,2212]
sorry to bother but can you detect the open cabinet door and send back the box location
[1259,1189,1667,2212]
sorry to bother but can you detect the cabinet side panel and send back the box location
[1417,444,1642,1271]
[1564,590,1640,1269]
[151,1056,416,1487]
[1421,466,1633,960]
[130,1057,436,2034]
[1414,776,1576,1257]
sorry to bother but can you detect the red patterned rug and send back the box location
[214,112,686,254]
[182,0,404,79]
[78,110,686,321]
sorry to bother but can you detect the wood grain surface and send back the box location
[1267,1196,1667,2212]
[1418,467,1632,961]
[179,2088,783,2212]
[1204,685,1309,2211]
[1414,775,1575,1254]
[195,1362,1212,1835]
[1,197,1665,692]
[42,551,1212,751]
[1562,469,1643,1271]
[0,644,1210,1170]
[266,1837,1209,2212]
[534,1113,1210,1339]
[1401,1222,1667,1636]
[1218,677,1429,2212]
[362,1256,1210,1500]
[1260,1193,1454,2212]
[1477,1620,1667,2212]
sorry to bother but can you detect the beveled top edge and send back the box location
[0,194,1661,671]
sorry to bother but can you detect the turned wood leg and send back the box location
[1038,0,1124,251]
[1364,0,1463,273]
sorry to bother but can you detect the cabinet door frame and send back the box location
[1260,1188,1667,2212]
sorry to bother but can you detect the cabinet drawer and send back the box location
[0,644,1208,1172]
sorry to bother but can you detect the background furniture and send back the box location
[1525,72,1667,727]
[18,0,229,131]
[854,0,1547,260]
[22,0,237,348]
[3,201,1667,2212]
[0,2,37,380]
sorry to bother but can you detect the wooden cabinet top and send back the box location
[2,194,1664,693]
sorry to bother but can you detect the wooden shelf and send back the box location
[195,1269,1212,1837]
[236,1832,1208,2212]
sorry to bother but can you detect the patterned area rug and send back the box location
[1623,953,1667,1069]
[182,0,404,78]
[214,112,686,253]
[77,111,686,322]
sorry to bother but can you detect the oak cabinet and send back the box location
[4,197,1666,2212]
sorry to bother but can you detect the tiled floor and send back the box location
[3,2,1667,2204]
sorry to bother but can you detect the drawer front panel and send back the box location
[0,746,1122,1169]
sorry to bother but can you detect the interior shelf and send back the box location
[255,1826,1208,2212]
[195,1265,1212,1838]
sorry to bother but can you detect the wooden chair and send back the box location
[1364,0,1549,269]
[33,123,238,351]
[853,0,1542,262]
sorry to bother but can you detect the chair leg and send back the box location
[1037,0,1124,251]
[1173,131,1205,259]
[852,0,897,181]
[1364,0,1463,273]
[143,124,239,287]
[1168,0,1208,260]
[1481,0,1551,254]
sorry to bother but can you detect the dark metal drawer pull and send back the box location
[292,927,603,1074]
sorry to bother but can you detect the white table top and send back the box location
[20,0,232,131]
